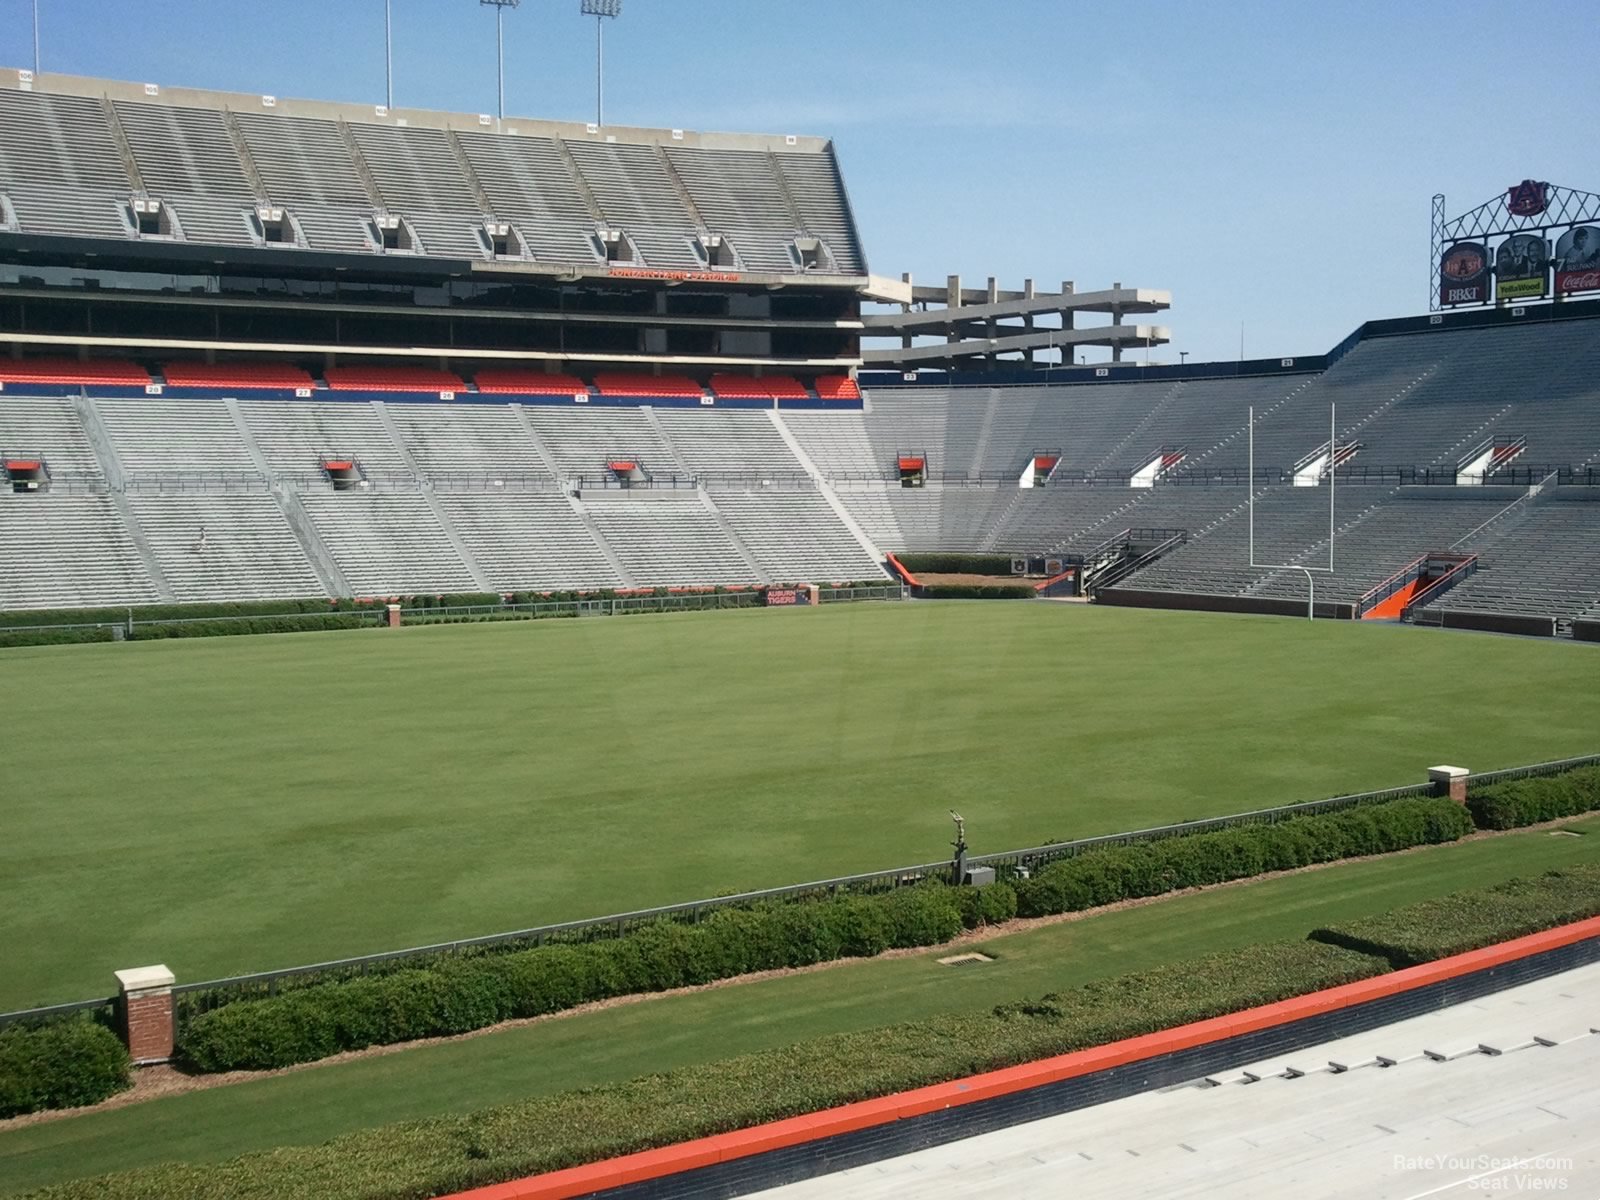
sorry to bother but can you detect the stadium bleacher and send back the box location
[0,75,865,274]
[4,305,1599,618]
[1,75,1596,631]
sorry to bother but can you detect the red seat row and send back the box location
[814,374,861,400]
[0,358,862,400]
[323,366,466,393]
[708,373,810,400]
[474,369,588,396]
[0,357,151,386]
[592,371,707,398]
[162,362,316,389]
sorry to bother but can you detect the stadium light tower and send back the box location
[33,0,41,75]
[480,0,522,121]
[384,0,393,110]
[581,0,622,127]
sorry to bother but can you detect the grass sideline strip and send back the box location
[22,862,1600,1199]
[5,820,1595,1197]
[18,940,1384,1200]
[174,795,1467,1076]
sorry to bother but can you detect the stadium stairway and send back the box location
[371,401,494,592]
[766,410,889,566]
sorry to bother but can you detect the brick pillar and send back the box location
[1428,765,1469,805]
[115,965,175,1064]
[386,603,402,629]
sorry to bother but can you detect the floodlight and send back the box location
[480,0,522,120]
[581,0,622,126]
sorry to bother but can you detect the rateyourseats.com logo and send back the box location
[1395,1153,1573,1191]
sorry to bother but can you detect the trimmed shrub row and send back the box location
[1013,796,1474,919]
[918,584,1037,600]
[178,884,983,1072]
[0,598,382,648]
[896,553,1018,575]
[0,598,344,628]
[1467,766,1600,830]
[176,796,1467,1071]
[1309,862,1600,967]
[0,582,898,648]
[38,940,1383,1200]
[0,1019,130,1119]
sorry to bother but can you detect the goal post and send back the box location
[1249,402,1336,619]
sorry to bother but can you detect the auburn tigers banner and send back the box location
[1554,226,1600,295]
[1495,234,1549,301]
[1439,241,1490,306]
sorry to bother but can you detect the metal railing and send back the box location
[1401,555,1479,621]
[0,606,383,642]
[0,995,116,1032]
[967,781,1437,876]
[817,584,906,603]
[3,752,1593,1029]
[1463,752,1600,787]
[122,470,272,494]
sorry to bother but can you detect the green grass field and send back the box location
[3,815,1598,1196]
[4,603,1598,1009]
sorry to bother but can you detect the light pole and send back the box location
[384,0,393,109]
[33,0,41,75]
[581,0,621,127]
[1179,350,1188,367]
[480,0,521,121]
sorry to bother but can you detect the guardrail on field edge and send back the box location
[3,751,1596,1030]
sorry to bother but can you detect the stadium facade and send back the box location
[1,68,1598,638]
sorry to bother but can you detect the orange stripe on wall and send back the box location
[445,915,1600,1200]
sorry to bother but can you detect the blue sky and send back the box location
[2,0,1595,362]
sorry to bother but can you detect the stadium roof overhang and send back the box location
[0,230,869,292]
[0,329,862,371]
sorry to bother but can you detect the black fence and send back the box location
[4,752,1595,1031]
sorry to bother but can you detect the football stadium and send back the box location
[1,7,1599,1199]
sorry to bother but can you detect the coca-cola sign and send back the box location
[1439,241,1489,306]
[1554,226,1600,295]
[1506,179,1549,217]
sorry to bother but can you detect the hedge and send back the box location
[1013,797,1473,918]
[1467,766,1600,830]
[31,940,1382,1200]
[178,884,974,1072]
[1308,862,1600,967]
[918,584,1037,600]
[896,553,1018,575]
[177,794,1471,1071]
[0,598,344,628]
[0,1019,130,1119]
[0,598,381,648]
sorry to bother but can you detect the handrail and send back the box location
[1402,554,1478,621]
[1088,530,1188,595]
[1355,553,1428,616]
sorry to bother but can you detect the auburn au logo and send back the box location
[1506,180,1549,217]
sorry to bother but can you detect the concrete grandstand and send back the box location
[1,67,1597,640]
